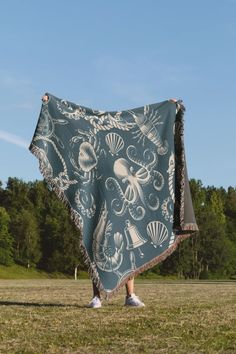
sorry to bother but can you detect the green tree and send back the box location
[39,195,82,274]
[0,207,13,265]
[14,210,41,268]
[160,179,203,278]
[197,189,229,278]
[4,177,32,211]
[1,175,235,279]
[225,187,236,242]
[224,187,236,276]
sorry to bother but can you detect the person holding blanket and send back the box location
[42,94,145,308]
[36,94,198,309]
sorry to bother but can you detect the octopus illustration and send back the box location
[105,146,164,220]
[128,105,168,155]
[69,130,105,184]
[127,145,164,192]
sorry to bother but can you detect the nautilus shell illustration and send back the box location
[147,221,169,248]
[105,132,124,156]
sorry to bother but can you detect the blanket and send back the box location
[29,93,198,295]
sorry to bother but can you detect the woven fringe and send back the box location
[179,104,186,229]
[175,101,186,229]
[182,223,199,231]
[103,231,194,299]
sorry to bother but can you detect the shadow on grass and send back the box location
[0,301,85,308]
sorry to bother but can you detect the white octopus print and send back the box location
[105,146,164,221]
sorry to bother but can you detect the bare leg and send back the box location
[125,277,145,306]
[90,277,144,307]
[125,277,134,297]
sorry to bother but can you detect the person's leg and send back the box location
[92,281,101,298]
[125,277,145,307]
[125,277,134,297]
[87,281,102,308]
[88,278,145,307]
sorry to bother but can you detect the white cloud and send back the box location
[0,130,29,149]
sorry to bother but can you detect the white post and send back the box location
[74,264,79,280]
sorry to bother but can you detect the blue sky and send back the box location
[0,0,235,188]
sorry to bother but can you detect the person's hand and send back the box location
[169,98,177,103]
[42,94,49,102]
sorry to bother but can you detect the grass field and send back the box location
[0,279,235,353]
[0,264,71,280]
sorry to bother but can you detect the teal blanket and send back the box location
[30,93,198,295]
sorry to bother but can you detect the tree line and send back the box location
[0,177,236,279]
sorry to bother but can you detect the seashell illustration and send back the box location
[105,132,124,156]
[78,142,97,172]
[147,221,169,248]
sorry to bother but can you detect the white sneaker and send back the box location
[87,296,102,308]
[125,293,145,307]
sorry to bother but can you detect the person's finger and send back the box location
[169,98,177,103]
[42,94,49,102]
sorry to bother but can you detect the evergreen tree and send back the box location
[0,207,13,265]
[39,194,82,274]
[1,176,236,278]
[197,189,229,277]
[224,187,236,276]
[13,209,41,268]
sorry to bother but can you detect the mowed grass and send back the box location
[0,280,235,353]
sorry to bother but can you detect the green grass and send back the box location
[0,280,236,353]
[0,264,69,279]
